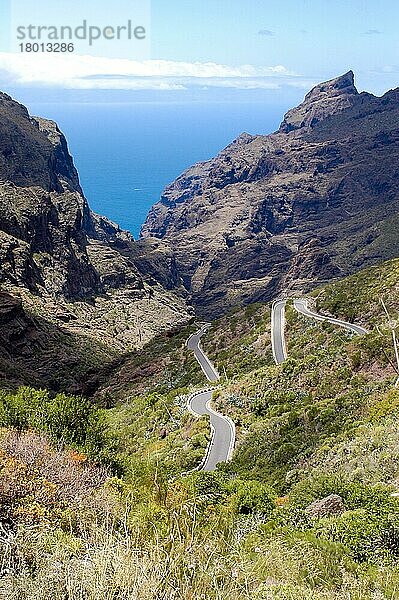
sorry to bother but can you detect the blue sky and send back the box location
[0,0,398,101]
[151,0,399,92]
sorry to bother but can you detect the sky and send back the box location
[0,0,398,102]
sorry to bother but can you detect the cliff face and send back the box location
[0,92,191,392]
[0,92,154,299]
[141,72,399,316]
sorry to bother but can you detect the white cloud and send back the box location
[381,65,398,73]
[362,29,382,35]
[0,52,302,90]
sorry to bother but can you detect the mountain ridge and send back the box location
[142,71,399,316]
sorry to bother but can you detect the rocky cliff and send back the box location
[0,92,191,391]
[142,72,399,316]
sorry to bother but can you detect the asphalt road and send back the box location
[293,299,369,335]
[271,299,288,365]
[187,324,219,382]
[271,298,368,367]
[186,325,235,471]
[188,390,235,471]
[186,297,368,470]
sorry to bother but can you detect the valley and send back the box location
[0,73,399,598]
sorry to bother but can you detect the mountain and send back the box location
[141,72,399,317]
[1,85,399,599]
[0,91,192,392]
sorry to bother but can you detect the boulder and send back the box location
[305,494,345,518]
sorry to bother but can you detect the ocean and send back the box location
[28,102,285,238]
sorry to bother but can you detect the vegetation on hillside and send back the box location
[1,259,399,598]
[314,257,399,324]
[96,323,203,401]
[204,303,275,379]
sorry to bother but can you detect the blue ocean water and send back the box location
[28,102,285,238]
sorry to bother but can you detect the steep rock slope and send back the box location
[142,72,399,316]
[0,92,191,391]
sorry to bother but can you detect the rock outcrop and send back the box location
[279,71,359,133]
[305,494,346,518]
[142,72,399,316]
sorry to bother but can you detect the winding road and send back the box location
[293,298,369,335]
[271,298,368,365]
[186,298,367,469]
[187,324,220,382]
[271,299,288,365]
[186,325,235,471]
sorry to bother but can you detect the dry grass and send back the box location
[0,524,393,600]
[0,429,115,531]
[0,430,109,502]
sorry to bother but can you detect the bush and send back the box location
[229,480,275,516]
[190,471,227,505]
[290,474,394,512]
[0,430,111,528]
[0,387,106,458]
[316,509,399,562]
[288,474,399,563]
[368,389,399,422]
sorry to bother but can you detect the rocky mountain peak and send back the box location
[279,70,359,132]
[305,70,357,101]
[0,92,81,193]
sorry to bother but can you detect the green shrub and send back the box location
[0,386,106,458]
[190,471,227,504]
[290,474,394,512]
[289,474,399,563]
[368,389,399,422]
[316,509,399,562]
[229,480,275,516]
